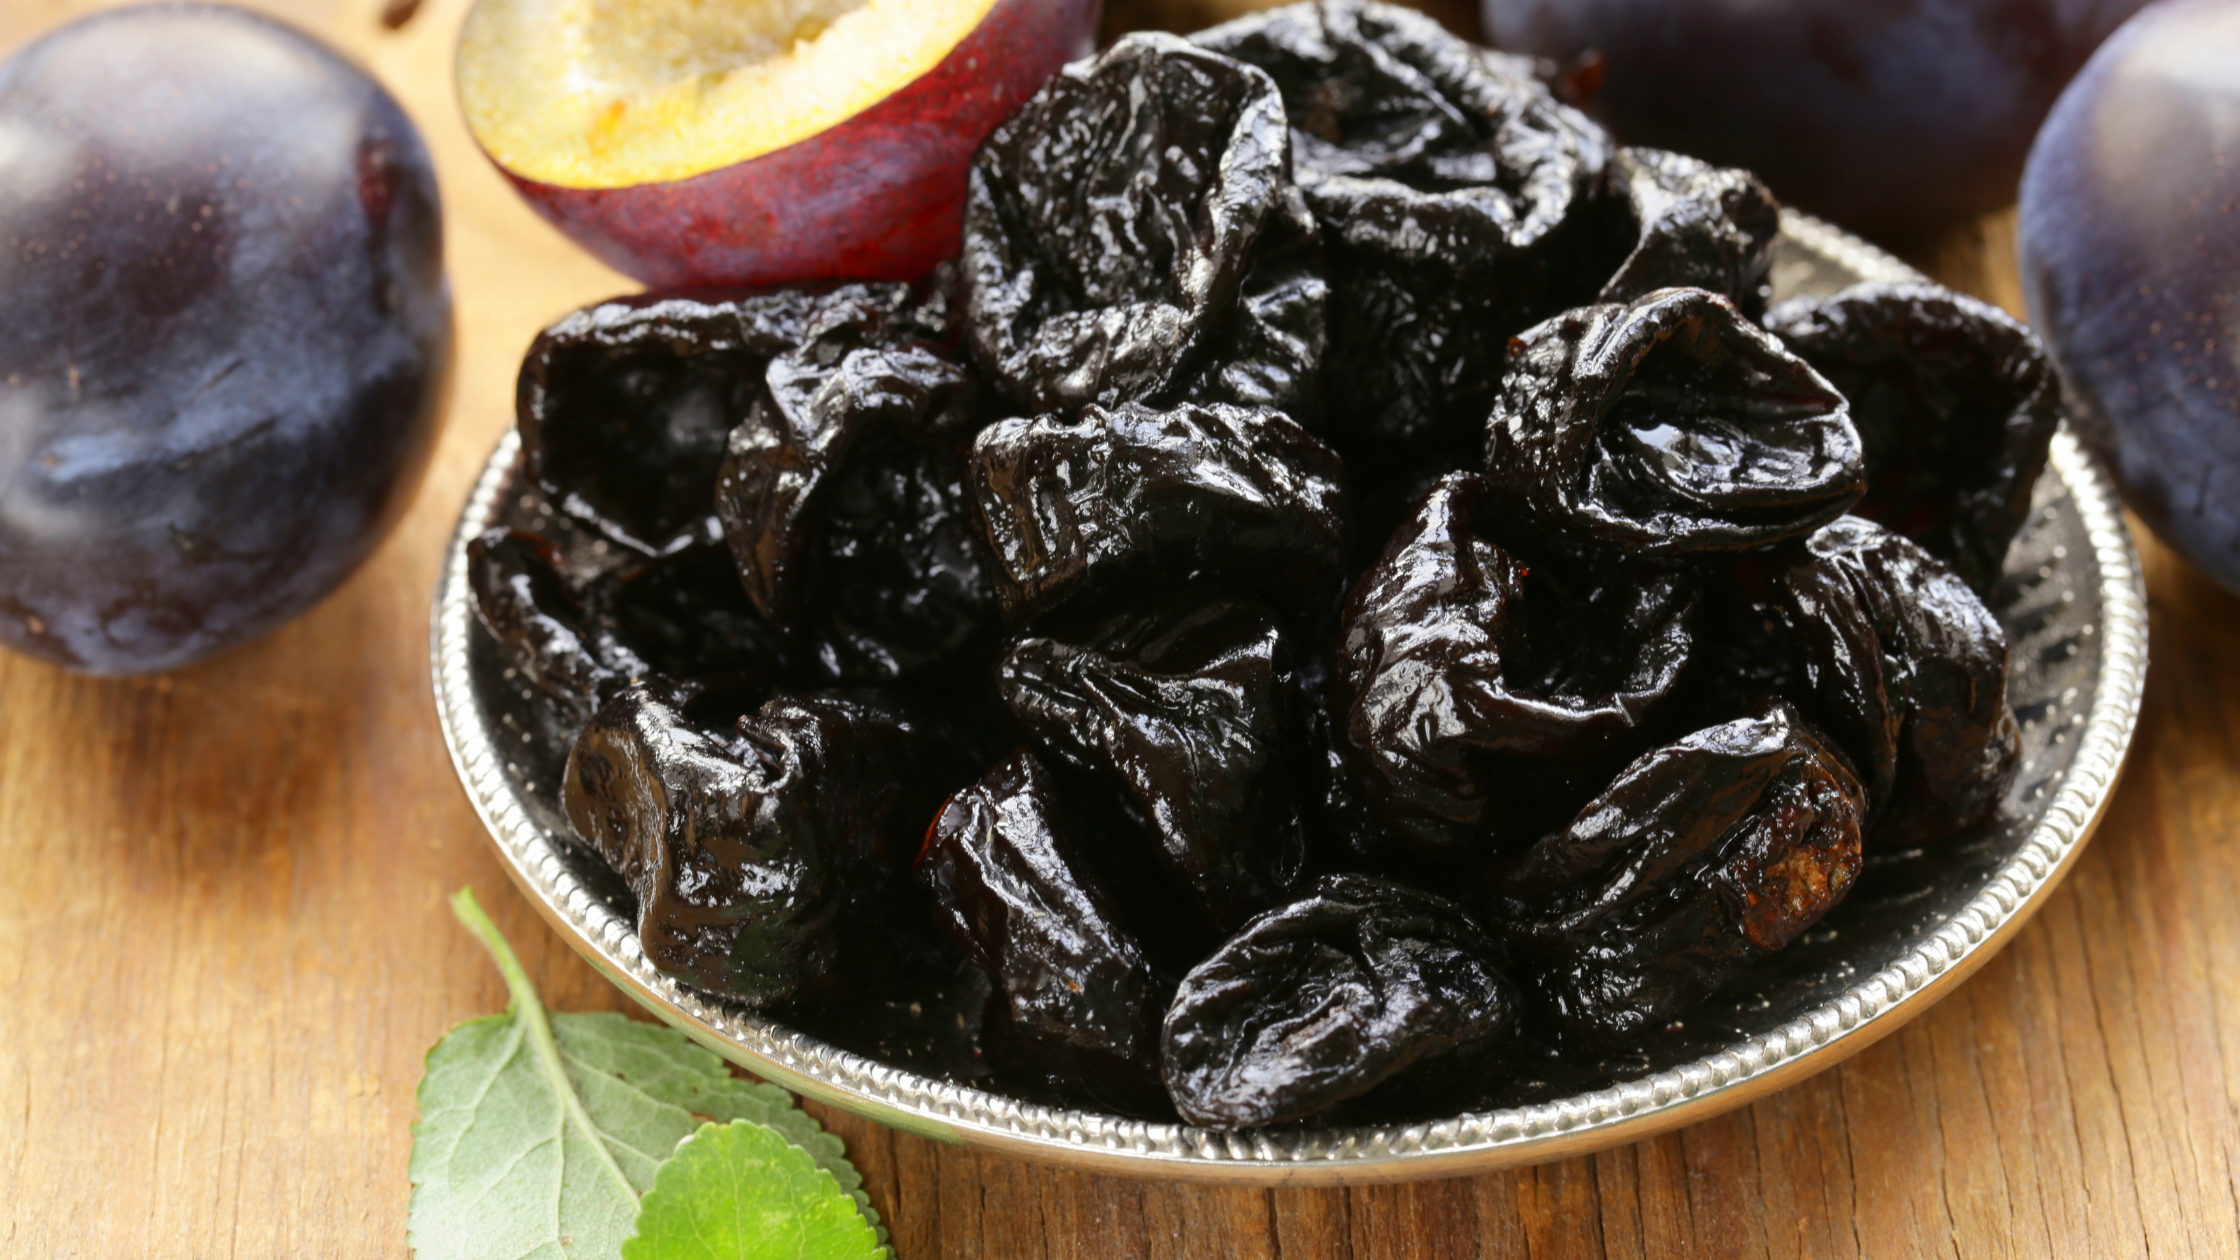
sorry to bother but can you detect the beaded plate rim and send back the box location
[430,210,2148,1185]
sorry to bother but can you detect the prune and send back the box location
[467,528,642,716]
[714,297,997,681]
[999,599,1308,931]
[1768,517,2019,847]
[520,284,920,555]
[1484,0,2151,236]
[2021,0,2240,593]
[1161,873,1518,1129]
[1485,287,1863,555]
[0,6,449,673]
[1336,473,1696,856]
[961,32,1326,419]
[1197,1,1608,463]
[1502,703,1864,1046]
[1764,283,2058,594]
[1594,147,1780,315]
[918,751,1169,1102]
[562,681,951,1003]
[599,541,783,687]
[968,401,1352,624]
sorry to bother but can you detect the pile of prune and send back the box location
[468,1,2052,1131]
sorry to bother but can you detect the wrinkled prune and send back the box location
[999,598,1308,931]
[1199,1,1608,463]
[1486,287,1864,555]
[467,528,642,716]
[1161,873,1518,1129]
[1336,474,1697,856]
[969,401,1352,624]
[1594,147,1781,315]
[521,285,920,554]
[918,751,1169,1104]
[1764,283,2059,593]
[1770,516,2020,846]
[561,681,951,1004]
[1502,703,1864,1046]
[714,298,997,682]
[962,33,1325,419]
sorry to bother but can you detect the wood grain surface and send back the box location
[1,2,2235,1256]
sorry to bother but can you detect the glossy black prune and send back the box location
[599,541,783,687]
[1485,287,1864,555]
[1161,872,1518,1129]
[917,751,1169,1101]
[962,33,1325,419]
[466,528,642,717]
[520,284,918,554]
[1197,1,1609,461]
[1770,516,2020,847]
[998,599,1308,932]
[968,401,1352,625]
[1763,283,2060,593]
[1335,474,1697,856]
[1502,703,1865,1047]
[561,681,951,1004]
[1594,147,1781,315]
[714,297,997,682]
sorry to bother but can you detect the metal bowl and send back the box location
[432,211,2146,1184]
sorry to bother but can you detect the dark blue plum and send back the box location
[1483,0,2150,237]
[0,5,450,673]
[2021,0,2240,593]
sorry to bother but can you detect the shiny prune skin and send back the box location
[1336,473,1697,857]
[466,528,640,717]
[998,599,1309,932]
[1500,703,1864,1048]
[962,33,1326,420]
[1198,1,1608,467]
[1594,147,1780,316]
[1161,873,1518,1130]
[918,751,1170,1102]
[1484,0,2151,237]
[1485,287,1863,556]
[1767,517,2020,847]
[562,681,953,1004]
[2020,0,2240,594]
[968,400,1352,625]
[520,284,919,555]
[0,6,449,673]
[1764,283,2058,594]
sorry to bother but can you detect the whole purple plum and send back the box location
[1482,0,2150,237]
[0,5,450,673]
[2020,0,2240,592]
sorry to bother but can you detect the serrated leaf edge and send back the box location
[622,1121,885,1260]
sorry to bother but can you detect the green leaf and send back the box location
[623,1122,883,1260]
[409,889,883,1260]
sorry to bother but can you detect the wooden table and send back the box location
[2,1,2235,1255]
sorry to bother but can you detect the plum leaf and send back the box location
[622,1122,884,1260]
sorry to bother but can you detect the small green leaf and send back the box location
[409,889,883,1259]
[623,1122,883,1260]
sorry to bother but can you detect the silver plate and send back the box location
[431,212,2147,1184]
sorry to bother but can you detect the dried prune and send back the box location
[714,297,997,682]
[962,33,1325,419]
[466,527,642,717]
[1764,283,2059,593]
[520,284,919,554]
[1769,516,2020,846]
[1501,703,1864,1046]
[561,681,952,1004]
[1594,147,1781,315]
[1161,873,1518,1129]
[1199,1,1609,463]
[599,541,782,687]
[1335,473,1697,856]
[998,598,1307,932]
[1485,287,1863,555]
[918,751,1169,1104]
[969,401,1351,625]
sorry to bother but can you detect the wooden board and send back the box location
[1,2,2235,1255]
